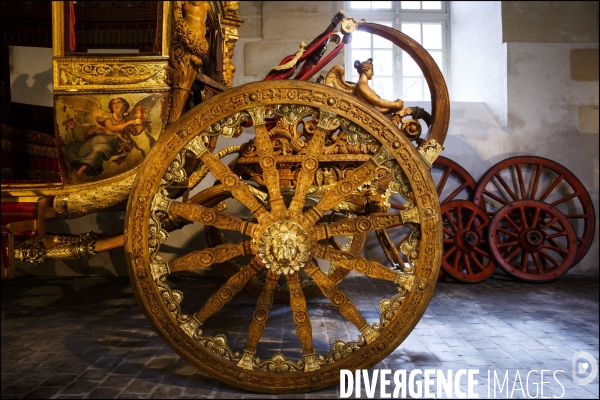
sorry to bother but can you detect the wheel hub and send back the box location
[257,220,311,275]
[520,228,545,252]
[455,229,480,252]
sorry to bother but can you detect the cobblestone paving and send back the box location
[2,272,598,399]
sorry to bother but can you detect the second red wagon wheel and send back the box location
[488,200,577,282]
[441,200,495,283]
[473,156,595,267]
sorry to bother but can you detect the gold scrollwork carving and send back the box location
[417,138,445,168]
[53,58,170,91]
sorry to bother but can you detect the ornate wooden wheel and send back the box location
[440,200,495,283]
[432,156,477,204]
[473,156,595,267]
[124,79,444,393]
[487,200,577,282]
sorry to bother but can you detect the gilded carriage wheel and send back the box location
[125,80,443,393]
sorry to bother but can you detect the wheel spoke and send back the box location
[443,182,470,204]
[375,229,405,270]
[304,261,380,344]
[539,250,560,268]
[529,164,542,199]
[468,252,487,271]
[496,240,519,249]
[443,227,454,237]
[530,207,541,228]
[538,174,564,202]
[444,210,458,232]
[452,249,461,270]
[237,270,279,370]
[436,167,451,198]
[443,245,457,260]
[193,257,265,325]
[519,207,529,229]
[494,173,518,201]
[168,241,253,272]
[315,212,404,240]
[504,246,521,262]
[550,192,578,207]
[166,199,256,235]
[463,253,473,275]
[542,244,570,255]
[504,214,523,232]
[515,164,527,200]
[186,136,268,219]
[483,189,509,207]
[289,110,337,212]
[464,209,477,230]
[520,251,529,271]
[285,272,320,372]
[305,147,392,223]
[540,217,558,231]
[312,243,415,291]
[247,107,286,211]
[457,206,463,229]
[531,252,543,273]
[496,227,519,237]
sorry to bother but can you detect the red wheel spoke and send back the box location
[504,214,522,232]
[530,207,541,227]
[437,168,451,198]
[550,192,578,207]
[529,164,542,199]
[497,241,518,249]
[452,250,461,270]
[443,182,469,204]
[546,232,567,239]
[520,251,529,271]
[483,189,508,206]
[563,213,587,219]
[496,227,519,237]
[531,252,543,273]
[540,217,558,231]
[444,211,458,232]
[515,164,527,200]
[494,173,518,201]
[443,246,457,260]
[542,244,570,255]
[457,206,463,229]
[472,246,490,257]
[463,253,473,275]
[538,174,564,202]
[465,209,476,230]
[468,252,485,272]
[519,207,529,229]
[443,227,455,237]
[539,250,560,268]
[504,247,521,262]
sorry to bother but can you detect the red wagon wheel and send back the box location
[432,156,477,204]
[473,156,595,266]
[441,200,495,283]
[488,200,577,282]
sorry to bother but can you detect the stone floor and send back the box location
[1,272,599,399]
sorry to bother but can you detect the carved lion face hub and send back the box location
[257,221,311,275]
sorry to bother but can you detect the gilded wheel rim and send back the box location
[125,80,443,393]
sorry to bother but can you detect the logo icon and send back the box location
[572,351,598,385]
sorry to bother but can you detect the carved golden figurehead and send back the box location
[258,221,311,275]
